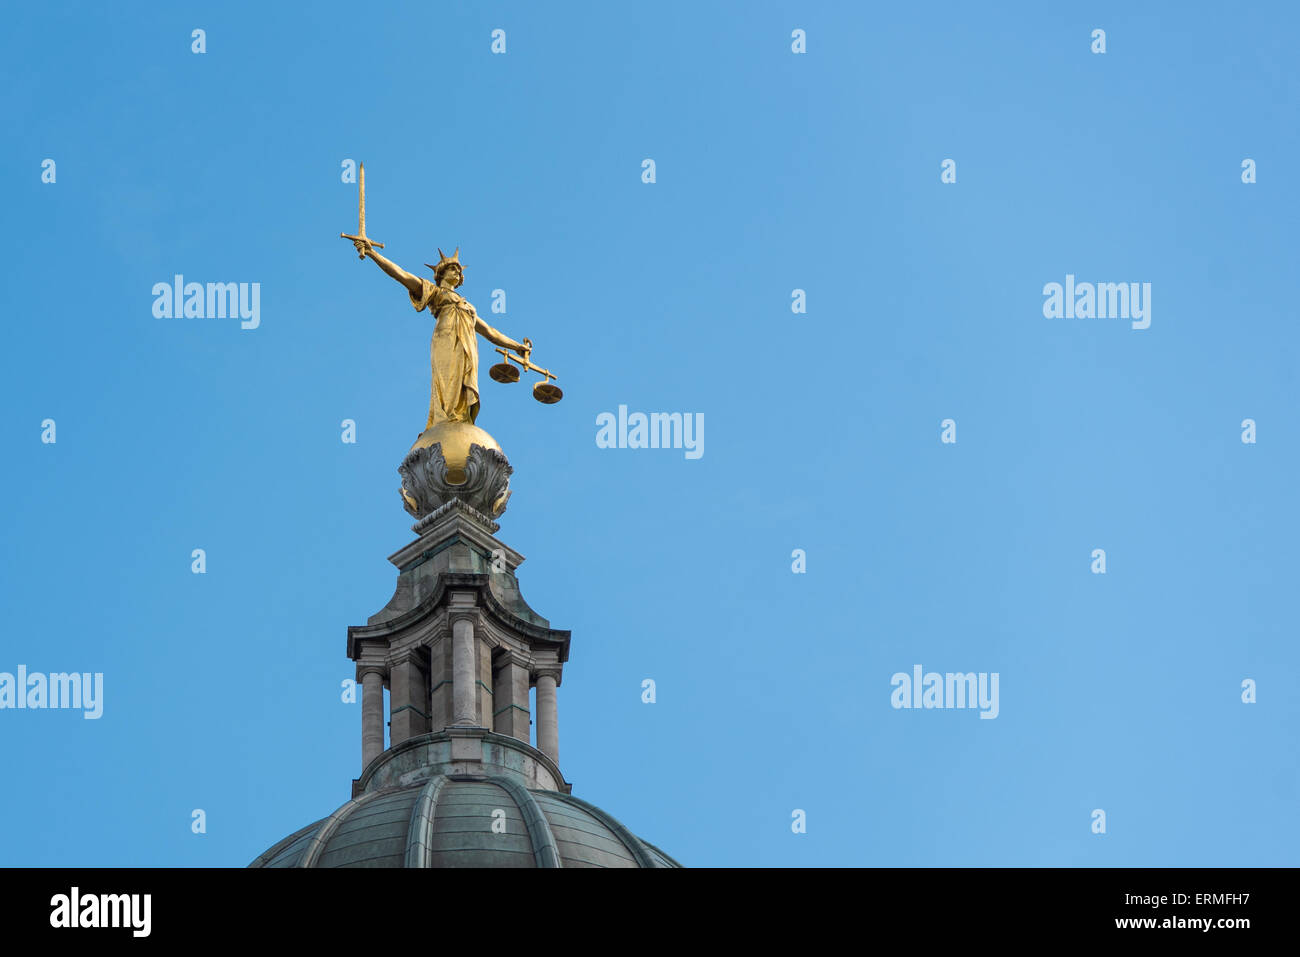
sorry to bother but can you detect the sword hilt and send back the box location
[341,233,385,258]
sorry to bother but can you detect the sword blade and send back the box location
[359,163,366,237]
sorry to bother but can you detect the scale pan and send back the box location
[489,363,521,383]
[533,382,563,404]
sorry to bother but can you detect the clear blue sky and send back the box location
[1,1,1296,867]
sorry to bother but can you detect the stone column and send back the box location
[428,637,450,731]
[389,652,432,743]
[535,670,560,765]
[360,666,385,772]
[389,656,415,746]
[411,656,429,735]
[451,614,478,726]
[493,651,532,742]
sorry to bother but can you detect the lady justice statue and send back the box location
[353,240,524,431]
[341,164,561,525]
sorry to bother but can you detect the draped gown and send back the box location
[409,278,481,428]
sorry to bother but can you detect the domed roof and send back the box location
[250,775,679,868]
[249,729,679,868]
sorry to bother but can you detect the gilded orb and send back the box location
[398,420,512,522]
[410,420,501,485]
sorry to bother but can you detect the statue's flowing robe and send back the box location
[410,279,480,427]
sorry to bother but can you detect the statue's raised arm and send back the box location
[357,241,422,298]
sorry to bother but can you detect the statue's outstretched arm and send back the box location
[356,241,422,297]
[475,316,527,354]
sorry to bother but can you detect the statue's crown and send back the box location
[425,247,463,284]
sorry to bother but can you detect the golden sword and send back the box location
[340,162,385,257]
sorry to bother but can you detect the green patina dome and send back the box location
[249,729,679,869]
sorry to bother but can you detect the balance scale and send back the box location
[489,348,563,404]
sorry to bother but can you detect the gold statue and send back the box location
[357,242,525,429]
[342,164,560,432]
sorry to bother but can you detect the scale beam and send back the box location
[490,347,563,404]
